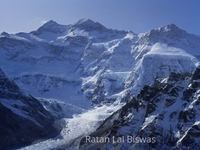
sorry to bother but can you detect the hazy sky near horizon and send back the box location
[0,0,200,35]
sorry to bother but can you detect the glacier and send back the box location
[0,19,200,149]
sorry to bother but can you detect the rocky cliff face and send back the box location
[0,20,200,107]
[79,67,200,150]
[0,68,59,149]
[1,19,200,149]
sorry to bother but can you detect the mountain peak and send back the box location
[42,20,60,27]
[163,23,186,33]
[160,23,187,38]
[0,32,9,37]
[147,23,187,39]
[71,18,106,31]
[31,20,68,35]
[74,18,96,25]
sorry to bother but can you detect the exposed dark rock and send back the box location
[0,68,60,149]
[78,69,200,150]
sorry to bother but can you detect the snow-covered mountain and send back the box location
[0,19,200,149]
[0,67,59,149]
[79,68,200,150]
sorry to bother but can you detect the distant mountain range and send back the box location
[0,19,200,149]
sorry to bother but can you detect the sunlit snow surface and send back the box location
[18,100,124,150]
[1,20,200,149]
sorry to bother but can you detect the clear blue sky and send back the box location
[0,0,200,35]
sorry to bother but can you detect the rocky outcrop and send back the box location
[0,68,60,149]
[1,19,200,149]
[79,68,200,150]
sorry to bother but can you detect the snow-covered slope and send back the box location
[79,67,200,150]
[0,20,199,106]
[18,100,124,150]
[1,19,200,149]
[0,67,59,149]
